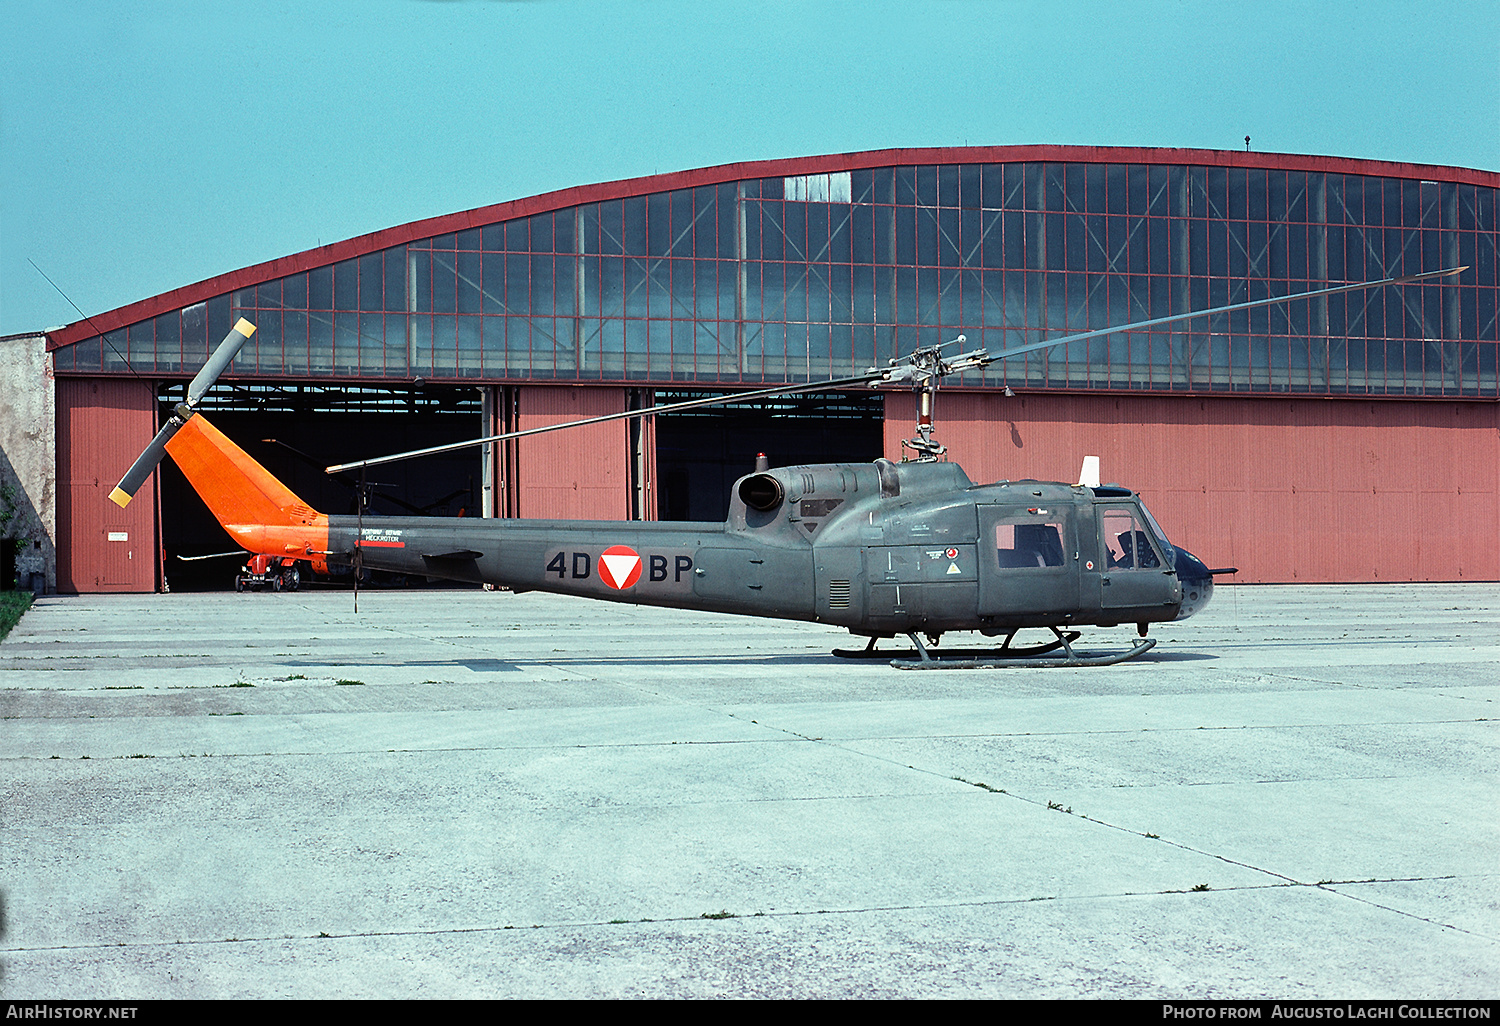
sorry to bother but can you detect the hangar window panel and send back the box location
[384,248,406,311]
[894,166,917,206]
[916,166,938,207]
[711,184,737,261]
[502,219,526,253]
[125,322,153,374]
[256,313,283,375]
[972,208,998,267]
[848,168,874,205]
[851,204,875,264]
[935,208,959,267]
[805,202,832,261]
[828,203,854,264]
[978,164,1002,210]
[1374,178,1398,228]
[529,256,556,320]
[358,253,383,312]
[308,267,333,311]
[430,254,456,314]
[481,314,507,373]
[1037,165,1060,213]
[782,202,810,262]
[429,315,456,376]
[1227,223,1248,277]
[875,265,896,325]
[154,312,181,373]
[358,313,383,376]
[1122,216,1147,273]
[482,252,507,315]
[1282,224,1306,280]
[334,311,359,376]
[456,317,483,378]
[1476,232,1497,286]
[956,164,981,210]
[182,302,207,366]
[554,254,576,317]
[309,311,333,374]
[600,201,624,256]
[1473,303,1499,388]
[1226,167,1249,221]
[528,214,554,254]
[757,203,785,262]
[1149,165,1174,217]
[807,322,830,374]
[936,165,959,208]
[334,260,358,312]
[894,206,916,265]
[380,315,405,376]
[826,261,852,324]
[278,272,305,311]
[1393,180,1417,229]
[1080,164,1102,214]
[783,262,809,324]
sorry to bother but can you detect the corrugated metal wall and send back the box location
[884,392,1500,583]
[515,386,631,520]
[56,378,158,593]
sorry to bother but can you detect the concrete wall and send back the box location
[0,333,57,592]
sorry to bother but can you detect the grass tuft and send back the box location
[0,591,34,642]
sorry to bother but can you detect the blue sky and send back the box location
[3,0,1496,337]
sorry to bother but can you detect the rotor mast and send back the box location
[886,335,992,462]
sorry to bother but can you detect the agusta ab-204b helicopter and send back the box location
[111,268,1462,668]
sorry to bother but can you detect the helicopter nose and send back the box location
[1173,546,1214,620]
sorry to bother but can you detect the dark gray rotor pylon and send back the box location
[109,318,257,508]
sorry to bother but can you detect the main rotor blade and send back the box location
[326,373,885,475]
[324,266,1465,476]
[187,318,257,405]
[989,266,1465,363]
[109,418,184,508]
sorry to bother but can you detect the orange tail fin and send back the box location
[164,413,329,561]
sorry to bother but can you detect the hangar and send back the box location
[2,145,1496,593]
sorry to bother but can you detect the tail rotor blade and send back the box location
[187,318,257,405]
[110,317,256,509]
[109,418,185,508]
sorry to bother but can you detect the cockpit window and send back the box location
[1138,502,1175,567]
[1101,507,1165,571]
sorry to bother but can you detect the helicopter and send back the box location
[108,268,1463,668]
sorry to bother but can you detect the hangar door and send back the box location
[56,379,158,593]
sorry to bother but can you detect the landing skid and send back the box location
[833,627,1156,669]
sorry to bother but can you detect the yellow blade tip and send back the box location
[234,317,257,337]
[108,486,133,508]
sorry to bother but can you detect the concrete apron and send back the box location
[1,584,1497,998]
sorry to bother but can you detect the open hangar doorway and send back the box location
[158,382,482,591]
[652,390,886,522]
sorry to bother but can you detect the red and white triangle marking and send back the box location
[598,545,642,590]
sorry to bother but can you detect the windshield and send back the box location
[1137,500,1176,568]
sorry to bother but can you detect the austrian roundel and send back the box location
[598,545,643,590]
